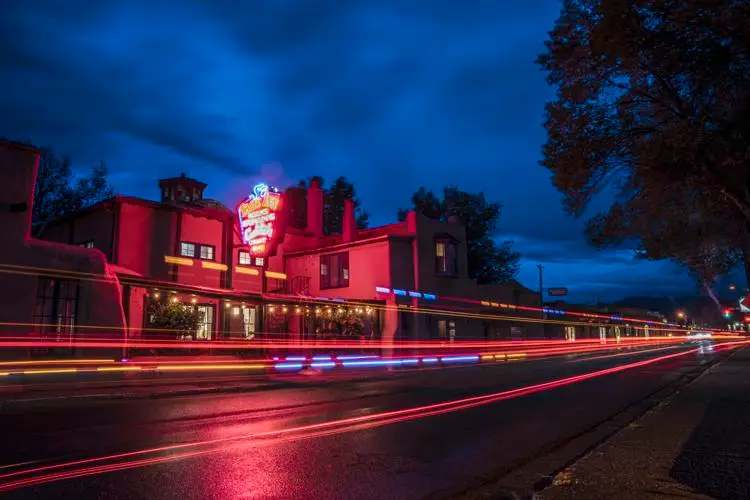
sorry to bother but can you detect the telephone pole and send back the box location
[537,264,544,319]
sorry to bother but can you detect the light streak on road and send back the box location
[0,338,733,379]
[1,340,746,492]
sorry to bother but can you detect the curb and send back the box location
[445,349,733,500]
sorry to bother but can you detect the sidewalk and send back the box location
[543,347,750,499]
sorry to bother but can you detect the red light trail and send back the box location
[0,340,745,493]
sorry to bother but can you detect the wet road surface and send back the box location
[0,342,728,499]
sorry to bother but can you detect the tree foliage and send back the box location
[399,187,520,284]
[538,0,750,287]
[147,300,202,338]
[33,147,114,232]
[292,176,369,235]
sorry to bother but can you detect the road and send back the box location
[0,341,730,499]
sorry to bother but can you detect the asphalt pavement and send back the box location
[538,345,750,500]
[0,342,730,499]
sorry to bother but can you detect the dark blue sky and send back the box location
[0,1,698,302]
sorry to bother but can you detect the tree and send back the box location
[398,187,520,284]
[32,147,114,235]
[538,0,750,288]
[147,299,202,339]
[292,176,369,235]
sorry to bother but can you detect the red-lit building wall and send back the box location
[33,173,546,344]
[284,239,392,300]
[0,141,126,356]
[117,201,175,280]
[174,212,226,289]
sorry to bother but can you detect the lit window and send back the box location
[180,242,195,257]
[435,238,458,276]
[195,304,215,340]
[320,252,349,289]
[78,241,94,249]
[199,245,214,260]
[239,251,251,266]
[254,257,265,267]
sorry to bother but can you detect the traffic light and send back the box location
[724,309,733,318]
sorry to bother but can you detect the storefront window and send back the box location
[33,277,79,339]
[243,307,257,339]
[195,305,215,340]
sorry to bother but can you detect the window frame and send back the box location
[179,241,215,261]
[195,304,215,340]
[320,252,350,290]
[33,277,80,338]
[434,237,458,276]
[199,244,215,261]
[179,242,196,258]
[238,250,252,266]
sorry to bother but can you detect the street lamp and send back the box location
[676,310,686,319]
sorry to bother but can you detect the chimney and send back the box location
[306,178,324,237]
[342,198,357,242]
[0,141,39,249]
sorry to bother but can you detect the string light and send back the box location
[153,292,160,299]
[171,297,179,303]
[295,307,301,314]
[224,302,231,309]
[282,306,288,313]
[269,306,275,313]
[191,298,197,304]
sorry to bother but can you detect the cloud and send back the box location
[0,0,697,301]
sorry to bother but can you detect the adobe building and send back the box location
[0,140,125,357]
[37,170,544,345]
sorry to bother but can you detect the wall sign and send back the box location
[237,183,285,257]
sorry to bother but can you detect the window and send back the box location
[320,252,349,289]
[435,238,458,276]
[254,257,264,267]
[33,278,80,338]
[180,242,195,257]
[238,251,251,266]
[195,305,215,340]
[78,241,94,249]
[199,245,215,260]
[179,242,215,260]
[564,326,576,342]
[437,320,456,341]
[243,307,257,339]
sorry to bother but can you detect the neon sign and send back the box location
[237,183,285,257]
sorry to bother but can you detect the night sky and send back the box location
[0,1,697,303]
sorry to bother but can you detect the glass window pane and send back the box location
[200,246,214,260]
[239,251,251,265]
[180,242,195,257]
